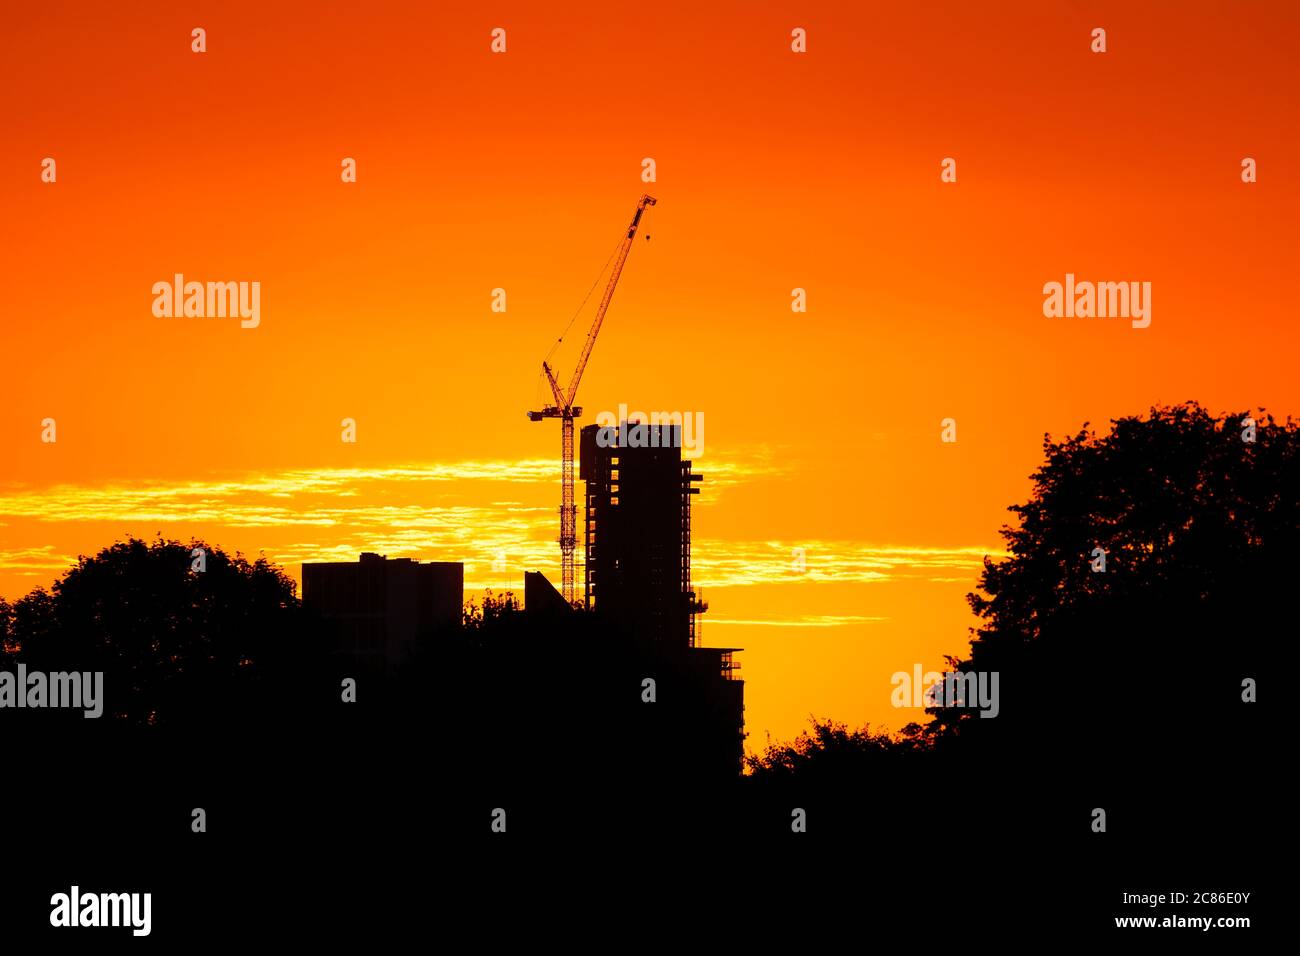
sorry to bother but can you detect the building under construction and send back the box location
[579,422,700,642]
[580,419,744,773]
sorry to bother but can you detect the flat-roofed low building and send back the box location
[303,552,462,673]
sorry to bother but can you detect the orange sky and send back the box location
[2,2,1297,750]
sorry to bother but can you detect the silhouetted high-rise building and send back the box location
[303,552,462,673]
[580,420,707,646]
[580,420,744,774]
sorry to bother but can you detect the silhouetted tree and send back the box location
[461,588,521,630]
[746,403,1290,791]
[925,403,1291,762]
[744,718,930,782]
[1,536,309,726]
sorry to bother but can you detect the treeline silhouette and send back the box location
[1,402,1285,866]
[2,541,741,850]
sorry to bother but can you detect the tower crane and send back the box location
[527,193,657,604]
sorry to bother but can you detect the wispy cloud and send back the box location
[0,456,781,526]
[0,461,560,527]
[0,544,77,573]
[706,614,889,628]
[0,457,998,596]
[692,541,998,588]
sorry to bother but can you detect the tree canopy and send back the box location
[748,402,1291,779]
[1,536,306,726]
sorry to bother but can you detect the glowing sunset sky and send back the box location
[2,2,1297,748]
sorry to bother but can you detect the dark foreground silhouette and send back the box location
[1,402,1284,938]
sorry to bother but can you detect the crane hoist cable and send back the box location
[543,234,625,368]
